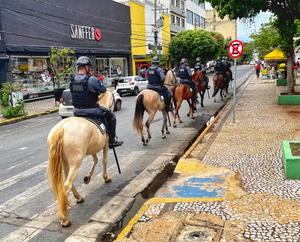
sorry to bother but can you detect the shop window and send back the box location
[96,57,128,87]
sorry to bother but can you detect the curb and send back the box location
[0,107,59,126]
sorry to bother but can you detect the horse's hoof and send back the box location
[166,130,170,134]
[143,143,147,146]
[179,120,183,123]
[191,116,195,119]
[187,113,190,117]
[76,197,84,203]
[105,178,112,183]
[221,98,223,101]
[173,124,177,127]
[61,220,72,227]
[201,105,204,108]
[162,135,166,139]
[214,100,216,102]
[83,176,91,184]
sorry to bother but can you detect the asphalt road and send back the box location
[0,65,254,241]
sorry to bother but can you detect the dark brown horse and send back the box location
[212,73,228,102]
[170,70,205,127]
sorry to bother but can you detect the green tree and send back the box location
[219,37,233,59]
[146,47,170,67]
[201,0,300,94]
[250,20,281,59]
[237,41,255,64]
[169,29,225,66]
[48,47,75,89]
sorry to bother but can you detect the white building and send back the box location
[185,0,206,30]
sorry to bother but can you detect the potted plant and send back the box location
[282,141,300,179]
[48,47,75,102]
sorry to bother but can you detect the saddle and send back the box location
[79,116,107,134]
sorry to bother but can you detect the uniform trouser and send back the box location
[227,69,233,80]
[205,76,209,85]
[74,106,117,142]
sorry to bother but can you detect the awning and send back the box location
[0,52,9,61]
[264,48,286,61]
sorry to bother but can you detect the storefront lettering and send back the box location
[70,24,101,41]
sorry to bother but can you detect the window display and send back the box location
[11,56,54,99]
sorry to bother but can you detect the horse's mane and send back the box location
[98,89,113,110]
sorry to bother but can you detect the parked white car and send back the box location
[116,76,148,96]
[58,89,122,118]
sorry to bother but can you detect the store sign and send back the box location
[70,24,101,41]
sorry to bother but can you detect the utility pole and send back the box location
[154,0,158,55]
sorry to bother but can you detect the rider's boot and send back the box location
[108,118,123,149]
[165,96,174,112]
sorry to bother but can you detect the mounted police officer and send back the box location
[177,58,198,103]
[147,56,173,111]
[214,56,228,82]
[194,57,210,89]
[70,56,123,149]
[223,57,233,81]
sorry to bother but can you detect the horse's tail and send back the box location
[48,126,69,219]
[212,75,220,97]
[133,94,146,136]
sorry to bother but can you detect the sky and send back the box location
[205,2,272,42]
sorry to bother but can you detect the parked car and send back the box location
[58,89,122,118]
[116,76,148,96]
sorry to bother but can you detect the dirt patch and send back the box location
[290,142,300,156]
[280,92,300,95]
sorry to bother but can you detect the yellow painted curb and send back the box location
[145,197,227,205]
[0,108,59,126]
[182,109,223,159]
[115,205,149,241]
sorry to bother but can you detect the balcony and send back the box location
[170,24,186,33]
[169,4,186,18]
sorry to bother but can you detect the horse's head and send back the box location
[165,68,179,87]
[97,89,115,111]
[192,70,204,84]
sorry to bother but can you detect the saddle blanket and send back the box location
[81,117,107,134]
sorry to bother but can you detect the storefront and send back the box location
[0,0,132,100]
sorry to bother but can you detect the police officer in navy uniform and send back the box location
[147,56,173,111]
[177,58,198,102]
[224,57,233,81]
[194,57,210,89]
[70,56,123,149]
[214,56,228,81]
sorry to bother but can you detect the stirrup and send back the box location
[109,140,123,149]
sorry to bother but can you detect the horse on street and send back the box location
[133,68,177,145]
[47,89,115,227]
[212,73,228,102]
[170,70,205,127]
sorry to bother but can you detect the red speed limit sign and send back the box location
[228,40,244,58]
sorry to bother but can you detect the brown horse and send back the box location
[47,89,114,227]
[133,68,177,145]
[212,74,228,102]
[170,70,205,127]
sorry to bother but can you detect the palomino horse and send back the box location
[170,70,205,127]
[47,89,114,227]
[133,68,177,145]
[212,74,228,102]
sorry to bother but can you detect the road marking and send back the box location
[0,151,143,242]
[0,161,48,191]
[7,160,30,171]
[19,147,28,150]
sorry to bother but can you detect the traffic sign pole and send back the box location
[233,58,237,123]
[228,40,244,124]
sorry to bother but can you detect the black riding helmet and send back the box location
[181,58,188,64]
[196,57,201,62]
[217,57,222,61]
[76,56,93,67]
[152,56,160,64]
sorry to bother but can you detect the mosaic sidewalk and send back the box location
[116,75,300,242]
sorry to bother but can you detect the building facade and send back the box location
[113,0,171,76]
[205,8,237,40]
[0,0,132,100]
[185,0,206,30]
